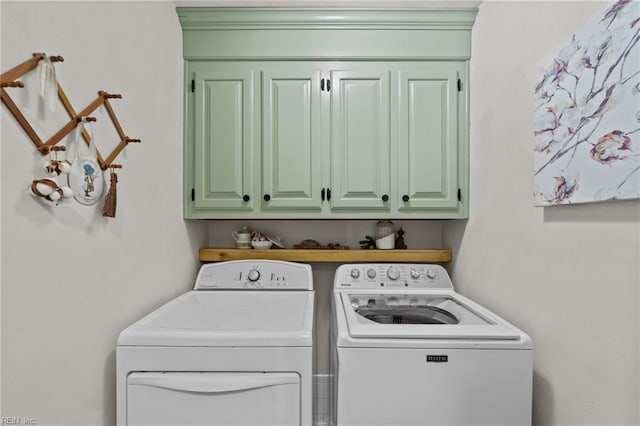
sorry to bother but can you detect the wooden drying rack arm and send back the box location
[1,53,65,152]
[101,93,140,169]
[103,137,141,169]
[0,89,44,147]
[0,52,63,86]
[2,52,141,172]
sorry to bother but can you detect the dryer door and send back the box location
[127,372,300,425]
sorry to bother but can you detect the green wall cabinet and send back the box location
[193,67,258,211]
[262,66,323,211]
[179,9,477,219]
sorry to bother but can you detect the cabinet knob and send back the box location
[263,194,271,202]
[402,194,410,202]
[242,194,250,202]
[381,194,389,202]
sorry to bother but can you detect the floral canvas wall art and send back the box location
[534,0,640,206]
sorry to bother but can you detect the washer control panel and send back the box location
[195,260,313,290]
[334,264,453,290]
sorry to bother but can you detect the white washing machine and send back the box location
[117,260,314,426]
[331,263,533,426]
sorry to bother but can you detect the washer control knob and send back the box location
[350,268,360,279]
[247,269,261,282]
[410,269,420,279]
[386,266,400,281]
[426,269,437,279]
[367,268,377,279]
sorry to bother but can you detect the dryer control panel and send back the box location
[334,264,453,290]
[195,260,313,290]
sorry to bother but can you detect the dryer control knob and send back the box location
[367,268,377,279]
[426,269,437,279]
[410,269,420,279]
[350,268,360,279]
[386,266,400,280]
[247,269,261,282]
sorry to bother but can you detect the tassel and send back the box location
[102,170,118,217]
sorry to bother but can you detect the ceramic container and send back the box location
[232,226,252,249]
[375,220,395,249]
[251,240,273,250]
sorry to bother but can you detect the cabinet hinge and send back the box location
[191,80,195,93]
[457,79,462,92]
[457,188,462,202]
[191,188,195,201]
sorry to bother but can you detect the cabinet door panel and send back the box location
[398,64,460,209]
[330,70,390,210]
[262,69,322,210]
[194,70,255,210]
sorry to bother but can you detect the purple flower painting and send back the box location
[534,0,640,205]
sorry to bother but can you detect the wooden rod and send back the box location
[0,81,24,88]
[101,136,142,170]
[76,116,97,123]
[103,97,126,140]
[98,90,122,99]
[102,140,128,169]
[1,53,63,86]
[0,53,45,83]
[41,93,106,154]
[0,88,46,150]
[41,116,96,153]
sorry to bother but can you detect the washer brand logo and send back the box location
[426,355,448,363]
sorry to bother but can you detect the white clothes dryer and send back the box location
[117,260,314,426]
[331,263,533,426]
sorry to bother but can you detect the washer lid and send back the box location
[118,290,314,347]
[340,292,523,341]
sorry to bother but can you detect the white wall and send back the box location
[0,2,207,425]
[445,2,640,425]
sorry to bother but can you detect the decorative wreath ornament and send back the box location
[29,177,72,205]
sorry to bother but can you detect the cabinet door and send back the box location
[398,63,461,210]
[330,69,391,210]
[262,68,323,210]
[193,68,257,210]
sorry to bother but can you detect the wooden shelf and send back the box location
[199,248,452,263]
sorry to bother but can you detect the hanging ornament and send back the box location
[44,146,71,176]
[29,177,72,205]
[67,118,104,205]
[102,165,120,218]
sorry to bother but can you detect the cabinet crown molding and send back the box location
[177,8,477,60]
[177,8,478,30]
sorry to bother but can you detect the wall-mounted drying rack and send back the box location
[0,52,141,170]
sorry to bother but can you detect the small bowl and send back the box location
[251,240,273,250]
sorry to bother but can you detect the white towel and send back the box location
[37,56,57,112]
